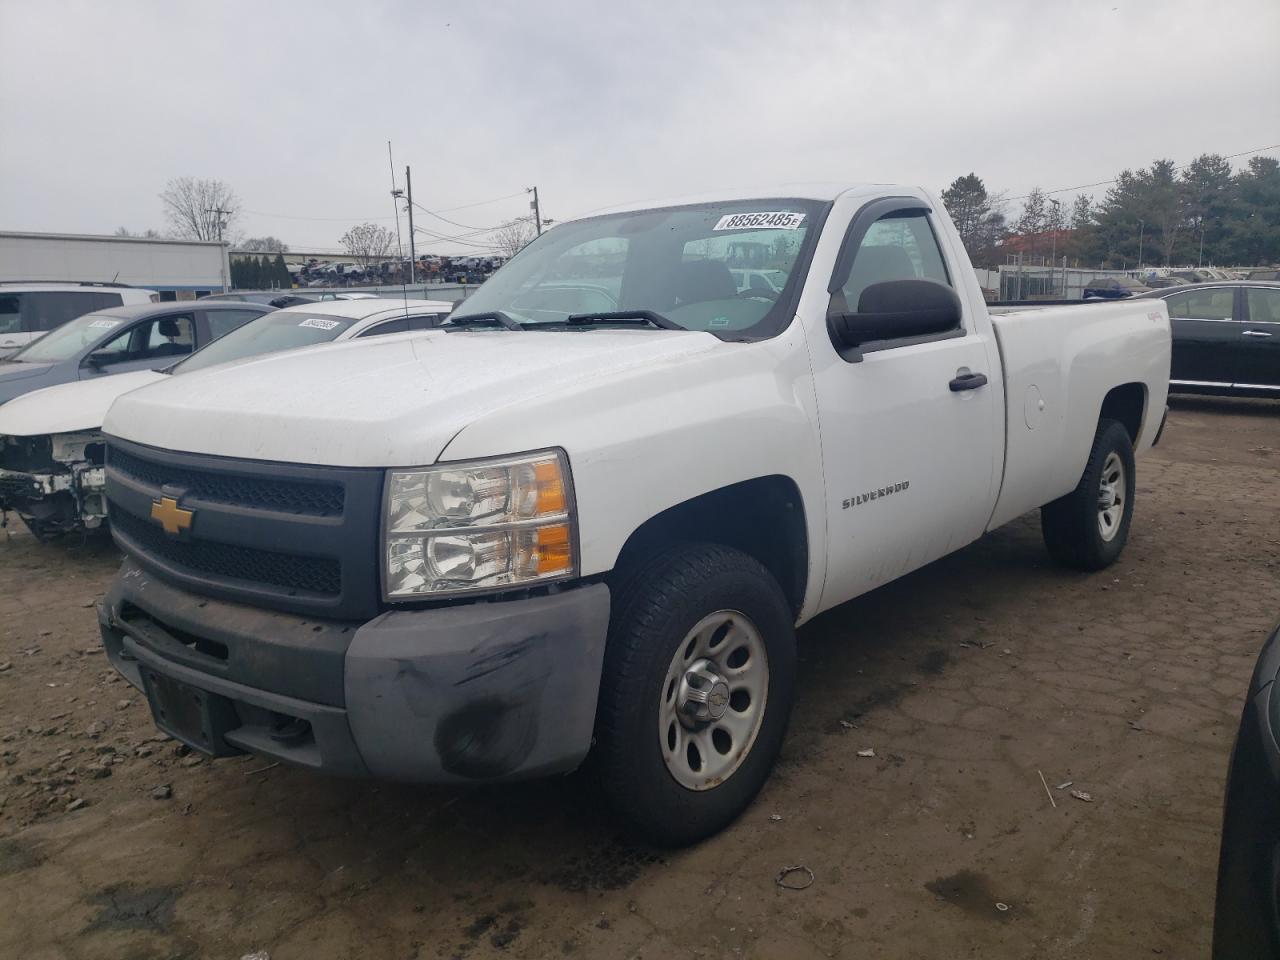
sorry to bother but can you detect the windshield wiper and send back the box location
[563,311,683,330]
[444,311,524,331]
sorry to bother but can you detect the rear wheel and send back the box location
[595,543,796,846]
[1041,418,1136,570]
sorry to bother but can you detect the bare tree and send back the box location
[340,222,397,266]
[159,177,241,242]
[492,218,535,258]
[239,236,289,253]
[114,226,162,239]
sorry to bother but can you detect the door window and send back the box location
[1165,288,1234,320]
[1245,288,1280,324]
[830,209,957,350]
[408,313,448,329]
[20,291,121,332]
[96,314,195,362]
[0,296,19,334]
[206,309,265,340]
[839,211,951,309]
[358,317,410,337]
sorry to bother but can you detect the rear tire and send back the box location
[1041,418,1136,570]
[595,543,796,846]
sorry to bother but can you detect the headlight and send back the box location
[382,449,576,599]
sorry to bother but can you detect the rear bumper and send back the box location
[100,560,612,782]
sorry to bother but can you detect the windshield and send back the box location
[10,311,129,363]
[171,311,359,374]
[455,198,828,338]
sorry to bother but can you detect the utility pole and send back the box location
[1198,227,1206,268]
[207,205,232,292]
[1137,219,1145,271]
[528,186,542,236]
[1049,198,1060,297]
[405,166,416,285]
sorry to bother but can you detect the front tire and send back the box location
[1041,418,1136,570]
[595,544,796,846]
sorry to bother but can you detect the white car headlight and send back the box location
[382,449,576,599]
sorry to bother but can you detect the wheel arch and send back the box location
[608,475,809,619]
[1099,382,1147,445]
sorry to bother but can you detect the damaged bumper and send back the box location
[1,432,108,531]
[0,464,106,530]
[99,559,611,782]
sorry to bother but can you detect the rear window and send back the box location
[0,290,121,335]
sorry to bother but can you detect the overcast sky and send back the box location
[2,0,1277,254]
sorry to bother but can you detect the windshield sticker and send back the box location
[298,318,341,330]
[713,212,805,231]
[88,319,120,329]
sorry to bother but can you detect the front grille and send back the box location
[112,507,341,596]
[105,438,383,619]
[108,445,344,517]
[0,473,39,500]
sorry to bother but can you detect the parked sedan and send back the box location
[200,291,317,307]
[0,302,272,406]
[1082,276,1152,299]
[0,298,454,537]
[1142,276,1190,289]
[1214,622,1280,959]
[1137,281,1280,397]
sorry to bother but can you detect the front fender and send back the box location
[439,324,829,622]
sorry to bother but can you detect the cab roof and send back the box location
[580,182,906,219]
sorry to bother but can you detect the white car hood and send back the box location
[104,329,719,466]
[0,370,165,437]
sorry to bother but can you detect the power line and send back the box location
[408,199,495,232]
[240,190,529,225]
[435,191,527,213]
[1004,141,1280,204]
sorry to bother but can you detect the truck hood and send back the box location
[0,370,165,438]
[104,329,719,466]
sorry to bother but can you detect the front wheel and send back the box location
[1041,418,1136,570]
[595,544,796,846]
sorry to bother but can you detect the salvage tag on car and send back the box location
[298,318,341,330]
[713,212,806,231]
[88,319,120,329]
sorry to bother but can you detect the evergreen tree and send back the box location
[940,173,1006,267]
[1223,156,1280,266]
[273,253,291,289]
[1015,187,1049,239]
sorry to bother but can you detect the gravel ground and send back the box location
[1,395,1277,960]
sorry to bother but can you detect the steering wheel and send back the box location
[734,287,778,301]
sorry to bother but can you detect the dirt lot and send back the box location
[1,396,1277,960]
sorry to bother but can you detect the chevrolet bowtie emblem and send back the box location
[150,496,193,536]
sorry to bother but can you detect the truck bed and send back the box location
[985,299,1171,531]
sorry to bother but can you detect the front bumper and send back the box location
[100,559,612,782]
[0,464,106,527]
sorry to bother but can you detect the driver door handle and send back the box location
[1242,330,1272,337]
[949,371,988,392]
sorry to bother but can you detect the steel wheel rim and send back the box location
[658,610,769,792]
[1097,451,1125,542]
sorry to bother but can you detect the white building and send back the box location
[0,231,229,300]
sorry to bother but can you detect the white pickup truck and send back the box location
[96,184,1170,845]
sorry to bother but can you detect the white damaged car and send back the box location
[0,298,453,538]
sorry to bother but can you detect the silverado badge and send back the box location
[150,496,193,536]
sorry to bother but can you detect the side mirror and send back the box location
[828,279,962,361]
[83,351,114,369]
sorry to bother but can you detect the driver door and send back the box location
[812,200,1000,610]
